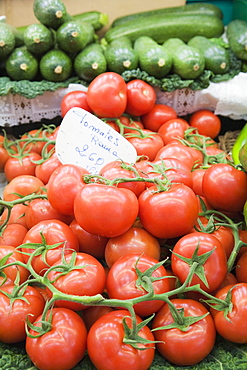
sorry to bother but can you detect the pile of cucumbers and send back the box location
[0,0,246,86]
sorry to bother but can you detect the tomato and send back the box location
[155,141,195,170]
[0,203,27,228]
[138,184,199,239]
[189,110,221,139]
[235,252,247,283]
[202,163,247,212]
[74,183,139,238]
[87,72,127,118]
[0,136,10,170]
[99,160,146,197]
[106,253,170,316]
[0,285,45,343]
[158,118,190,145]
[141,104,177,132]
[25,198,73,229]
[70,219,109,259]
[26,307,87,370]
[238,229,247,257]
[210,283,247,343]
[171,232,228,293]
[0,245,29,286]
[60,90,92,117]
[217,271,238,290]
[87,309,155,370]
[4,152,42,182]
[81,306,114,331]
[191,168,206,196]
[126,129,164,161]
[3,175,44,202]
[0,223,28,247]
[125,79,156,117]
[19,128,48,155]
[35,152,62,184]
[22,219,79,275]
[152,299,216,366]
[47,164,89,216]
[118,116,144,134]
[104,226,160,268]
[46,252,106,311]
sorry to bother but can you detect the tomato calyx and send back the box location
[135,257,168,294]
[26,306,53,339]
[202,286,234,321]
[0,279,30,307]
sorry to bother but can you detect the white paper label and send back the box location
[55,107,137,174]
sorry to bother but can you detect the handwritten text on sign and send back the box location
[55,107,137,174]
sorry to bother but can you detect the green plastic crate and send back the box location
[186,1,233,25]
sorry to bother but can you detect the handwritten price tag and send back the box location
[55,107,137,174]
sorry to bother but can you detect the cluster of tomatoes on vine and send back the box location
[0,72,247,370]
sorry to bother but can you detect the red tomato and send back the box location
[0,245,29,286]
[35,152,62,184]
[125,79,156,116]
[87,310,155,370]
[126,129,164,161]
[141,104,177,132]
[26,307,87,370]
[70,219,109,259]
[106,253,170,316]
[0,285,45,343]
[99,160,146,197]
[0,223,28,247]
[155,140,195,170]
[202,163,247,212]
[138,184,199,239]
[19,128,49,155]
[4,152,42,182]
[235,252,247,283]
[118,116,144,134]
[46,252,106,311]
[22,219,79,275]
[3,175,44,202]
[86,72,127,118]
[238,229,247,257]
[0,203,27,228]
[189,110,221,139]
[152,299,216,365]
[171,232,228,293]
[81,306,114,331]
[210,283,247,343]
[47,164,89,216]
[158,118,190,145]
[0,136,10,170]
[191,168,206,196]
[60,90,92,117]
[74,183,139,238]
[104,226,160,268]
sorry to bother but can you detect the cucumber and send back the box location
[23,23,55,55]
[111,2,223,27]
[74,43,107,81]
[73,11,109,31]
[104,36,138,74]
[39,49,73,81]
[163,38,205,79]
[227,19,247,61]
[134,36,172,78]
[0,23,15,58]
[56,20,95,54]
[105,13,224,44]
[5,46,39,81]
[188,36,230,75]
[33,0,72,30]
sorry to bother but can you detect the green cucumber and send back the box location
[73,11,109,31]
[5,46,39,81]
[105,13,224,44]
[111,2,223,27]
[23,23,55,55]
[56,20,95,54]
[163,38,205,79]
[227,19,247,61]
[0,23,16,58]
[104,36,138,74]
[74,43,107,81]
[39,49,72,81]
[33,0,72,30]
[188,36,230,75]
[134,36,172,78]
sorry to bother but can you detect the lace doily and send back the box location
[0,73,247,127]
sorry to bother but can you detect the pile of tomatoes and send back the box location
[0,72,247,370]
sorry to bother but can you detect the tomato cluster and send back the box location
[1,72,247,370]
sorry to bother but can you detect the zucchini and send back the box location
[134,36,172,78]
[74,43,107,81]
[163,38,205,79]
[105,13,224,44]
[0,23,15,58]
[188,36,230,74]
[23,23,55,55]
[227,19,247,61]
[39,49,73,81]
[5,46,39,81]
[111,2,223,27]
[73,11,109,31]
[104,36,138,74]
[56,20,95,54]
[33,0,72,30]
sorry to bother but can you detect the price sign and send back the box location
[55,107,137,174]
